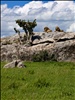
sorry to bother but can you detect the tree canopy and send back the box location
[14,19,37,45]
[15,19,37,35]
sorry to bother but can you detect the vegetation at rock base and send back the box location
[1,61,75,100]
[32,50,57,62]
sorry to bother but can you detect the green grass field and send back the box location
[1,61,75,100]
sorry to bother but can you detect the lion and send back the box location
[44,27,52,33]
[55,26,64,32]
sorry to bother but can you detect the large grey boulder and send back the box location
[3,60,18,68]
[3,60,25,68]
[17,61,26,68]
[52,40,75,62]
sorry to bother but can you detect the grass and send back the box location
[1,61,75,100]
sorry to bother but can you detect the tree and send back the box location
[15,19,37,44]
[14,28,22,44]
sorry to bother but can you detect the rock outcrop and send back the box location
[3,60,26,68]
[1,32,75,62]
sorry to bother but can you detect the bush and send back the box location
[49,54,57,61]
[32,50,57,62]
[32,50,49,62]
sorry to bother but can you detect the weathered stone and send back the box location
[3,60,25,68]
[17,61,26,68]
[54,32,75,42]
[1,53,7,61]
[3,60,17,68]
[1,32,75,62]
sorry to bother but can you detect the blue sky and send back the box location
[1,1,30,8]
[1,0,75,37]
[1,0,55,7]
[1,0,75,8]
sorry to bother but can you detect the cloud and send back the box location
[1,1,75,37]
[66,23,75,32]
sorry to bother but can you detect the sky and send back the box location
[1,0,75,37]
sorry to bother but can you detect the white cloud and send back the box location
[66,23,75,32]
[1,4,7,12]
[1,1,75,37]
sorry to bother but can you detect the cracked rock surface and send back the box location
[1,32,75,62]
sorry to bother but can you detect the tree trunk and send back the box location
[28,32,33,45]
[18,32,22,44]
